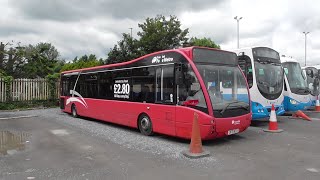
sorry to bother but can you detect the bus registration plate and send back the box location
[227,129,239,135]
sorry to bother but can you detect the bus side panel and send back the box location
[175,106,214,139]
[63,96,72,113]
[145,103,176,136]
[66,98,177,137]
[76,99,139,127]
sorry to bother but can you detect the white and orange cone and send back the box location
[263,104,283,133]
[315,96,320,112]
[292,110,312,121]
[182,112,210,158]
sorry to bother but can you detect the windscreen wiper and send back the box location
[219,101,249,115]
[296,88,310,93]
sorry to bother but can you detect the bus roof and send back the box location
[229,46,279,56]
[280,55,299,63]
[230,46,277,51]
[305,65,320,69]
[61,46,228,74]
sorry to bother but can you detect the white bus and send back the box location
[301,66,320,108]
[233,47,285,120]
[281,55,311,112]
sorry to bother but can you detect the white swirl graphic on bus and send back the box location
[66,90,88,108]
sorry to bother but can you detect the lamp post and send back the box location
[303,31,310,66]
[129,28,133,38]
[234,16,243,48]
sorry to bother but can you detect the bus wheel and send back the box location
[71,104,78,118]
[138,114,153,136]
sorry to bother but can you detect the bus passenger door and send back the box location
[148,65,176,136]
[238,55,253,88]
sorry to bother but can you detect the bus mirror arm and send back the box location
[238,52,245,58]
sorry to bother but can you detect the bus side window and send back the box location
[112,70,132,101]
[61,76,70,96]
[85,74,98,98]
[132,67,155,103]
[98,72,113,99]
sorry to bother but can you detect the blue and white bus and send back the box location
[233,47,285,119]
[302,66,320,108]
[281,55,311,112]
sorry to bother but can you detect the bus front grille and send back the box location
[267,107,279,112]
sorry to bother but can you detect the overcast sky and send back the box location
[1,0,319,66]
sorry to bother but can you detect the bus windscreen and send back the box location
[252,47,280,60]
[193,48,238,65]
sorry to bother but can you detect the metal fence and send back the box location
[0,78,60,102]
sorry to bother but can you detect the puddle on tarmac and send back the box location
[0,131,31,156]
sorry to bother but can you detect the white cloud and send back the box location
[0,0,319,66]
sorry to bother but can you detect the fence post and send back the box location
[0,78,4,102]
[3,76,13,102]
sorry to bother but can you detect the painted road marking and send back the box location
[0,115,37,120]
[50,129,70,136]
[306,168,319,173]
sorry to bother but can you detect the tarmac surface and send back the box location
[0,108,320,180]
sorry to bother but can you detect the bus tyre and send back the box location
[71,104,78,118]
[138,114,153,136]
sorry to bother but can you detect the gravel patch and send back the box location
[3,108,218,167]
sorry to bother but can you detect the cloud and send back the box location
[180,7,234,45]
[0,0,319,66]
[10,0,227,21]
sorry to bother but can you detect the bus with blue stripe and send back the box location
[301,66,320,109]
[281,55,311,112]
[233,47,285,120]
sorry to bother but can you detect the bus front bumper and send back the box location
[284,96,312,112]
[252,101,285,120]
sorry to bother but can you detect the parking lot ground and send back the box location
[1,108,320,180]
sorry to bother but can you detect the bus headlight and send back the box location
[290,99,298,105]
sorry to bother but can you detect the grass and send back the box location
[0,100,59,110]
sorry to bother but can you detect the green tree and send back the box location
[106,33,142,64]
[188,37,220,49]
[0,41,26,78]
[0,42,5,70]
[23,42,61,78]
[61,54,102,72]
[138,15,189,54]
[106,15,189,64]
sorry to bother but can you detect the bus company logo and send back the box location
[66,90,88,108]
[232,120,240,125]
[151,55,173,64]
[151,56,161,63]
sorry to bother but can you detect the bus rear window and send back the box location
[193,48,238,65]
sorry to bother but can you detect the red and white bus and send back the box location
[60,47,251,140]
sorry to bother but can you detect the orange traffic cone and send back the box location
[182,112,210,158]
[315,96,320,112]
[292,110,312,121]
[263,104,284,133]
